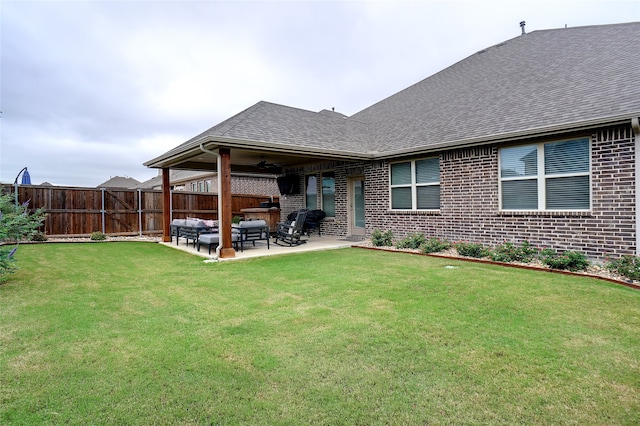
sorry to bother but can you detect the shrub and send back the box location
[540,249,590,272]
[0,194,47,243]
[90,231,107,241]
[606,255,640,281]
[396,233,426,250]
[421,237,452,254]
[490,240,539,263]
[455,242,489,258]
[0,246,18,281]
[0,193,47,280]
[31,231,47,242]
[371,229,393,247]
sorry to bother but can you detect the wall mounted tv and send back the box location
[276,174,300,195]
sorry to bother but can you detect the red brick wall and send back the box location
[364,124,636,260]
[280,124,635,260]
[279,162,365,237]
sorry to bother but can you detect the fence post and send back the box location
[137,189,143,236]
[101,187,106,234]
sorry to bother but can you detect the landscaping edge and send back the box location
[352,245,640,291]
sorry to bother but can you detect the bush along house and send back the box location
[145,22,640,259]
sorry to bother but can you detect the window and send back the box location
[322,171,335,217]
[500,138,590,211]
[305,175,317,209]
[390,157,440,210]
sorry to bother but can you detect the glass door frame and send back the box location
[348,176,365,237]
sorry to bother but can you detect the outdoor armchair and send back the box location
[273,210,308,246]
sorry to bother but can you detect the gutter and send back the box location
[633,118,640,256]
[375,114,638,161]
[145,113,639,169]
[199,143,223,259]
[144,135,373,169]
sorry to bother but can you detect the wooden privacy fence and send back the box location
[3,185,279,237]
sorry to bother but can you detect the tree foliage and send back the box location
[0,193,47,280]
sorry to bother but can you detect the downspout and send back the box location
[199,143,223,258]
[633,118,640,256]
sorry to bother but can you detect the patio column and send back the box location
[218,148,235,259]
[162,168,171,242]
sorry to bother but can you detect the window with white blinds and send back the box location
[390,157,440,210]
[322,171,336,217]
[499,138,590,211]
[305,175,317,209]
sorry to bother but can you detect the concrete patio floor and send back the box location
[160,234,364,261]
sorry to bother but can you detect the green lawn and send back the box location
[1,242,639,425]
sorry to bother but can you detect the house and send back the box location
[136,169,279,196]
[145,22,640,259]
[97,176,141,188]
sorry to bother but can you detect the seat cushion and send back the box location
[198,233,219,245]
[237,220,267,229]
[200,233,239,244]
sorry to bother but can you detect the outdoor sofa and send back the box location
[170,218,216,247]
[196,219,270,255]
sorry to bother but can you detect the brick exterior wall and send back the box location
[279,162,365,237]
[230,175,279,196]
[179,174,279,197]
[283,124,636,261]
[365,124,636,261]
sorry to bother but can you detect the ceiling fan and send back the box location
[256,157,281,171]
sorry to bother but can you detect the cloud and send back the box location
[1,0,638,187]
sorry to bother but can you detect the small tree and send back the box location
[0,193,47,280]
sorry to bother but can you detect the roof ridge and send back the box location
[216,101,270,137]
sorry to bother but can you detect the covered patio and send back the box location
[160,233,362,261]
[143,102,373,260]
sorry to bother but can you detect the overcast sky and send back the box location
[1,0,638,187]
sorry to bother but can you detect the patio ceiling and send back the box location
[145,137,373,175]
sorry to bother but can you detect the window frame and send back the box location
[305,174,318,210]
[389,156,440,211]
[499,137,591,212]
[321,171,336,218]
[305,171,336,218]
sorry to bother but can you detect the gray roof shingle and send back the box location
[147,22,640,167]
[161,101,373,160]
[352,22,640,154]
[97,176,141,188]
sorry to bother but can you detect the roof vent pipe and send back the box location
[520,21,526,35]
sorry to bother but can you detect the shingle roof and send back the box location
[352,22,640,155]
[97,176,141,188]
[147,22,640,167]
[157,101,373,162]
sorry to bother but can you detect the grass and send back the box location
[1,242,639,425]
